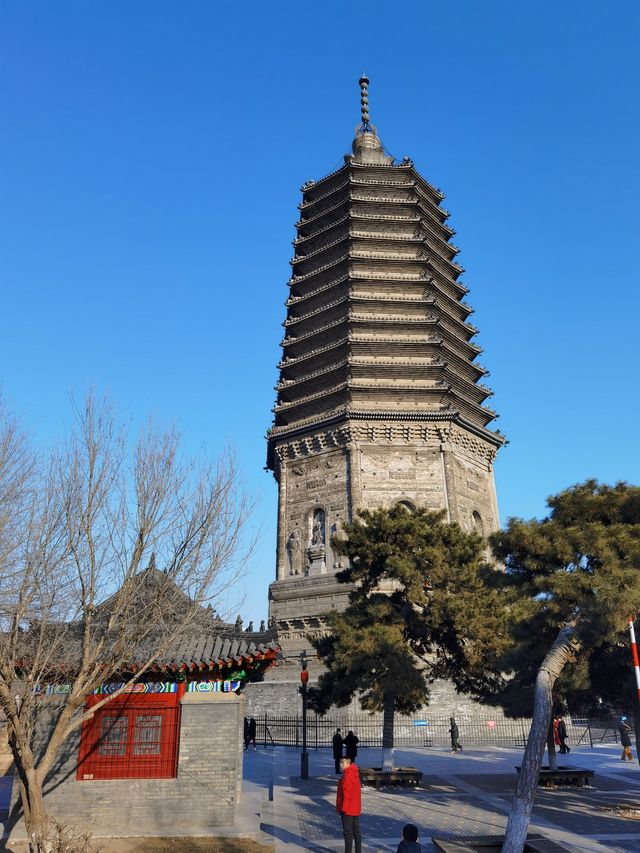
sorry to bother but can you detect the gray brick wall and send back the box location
[243,678,512,721]
[7,691,245,841]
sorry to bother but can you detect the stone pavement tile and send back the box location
[463,767,640,795]
[449,771,621,852]
[453,773,515,794]
[533,789,640,836]
[418,775,462,793]
[576,775,639,792]
[610,841,640,852]
[292,783,506,846]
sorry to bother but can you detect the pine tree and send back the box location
[485,480,640,853]
[308,505,508,770]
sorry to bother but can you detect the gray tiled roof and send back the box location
[14,566,280,677]
[150,631,279,672]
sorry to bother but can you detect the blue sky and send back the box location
[1,1,639,624]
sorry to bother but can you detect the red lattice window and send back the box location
[77,693,180,780]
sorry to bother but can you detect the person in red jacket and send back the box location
[336,756,362,853]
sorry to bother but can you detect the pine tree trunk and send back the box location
[382,693,395,772]
[501,623,578,853]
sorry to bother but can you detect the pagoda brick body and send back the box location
[267,84,503,654]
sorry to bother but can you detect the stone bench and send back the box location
[516,765,595,789]
[358,766,423,789]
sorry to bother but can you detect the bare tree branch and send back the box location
[0,393,255,850]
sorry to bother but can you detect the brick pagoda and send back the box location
[266,77,504,657]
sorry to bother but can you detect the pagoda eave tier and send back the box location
[286,274,349,306]
[295,198,350,231]
[293,214,350,246]
[293,250,432,269]
[275,382,495,427]
[276,359,348,391]
[349,160,446,202]
[347,385,495,422]
[271,150,500,457]
[350,294,470,321]
[346,328,482,359]
[265,408,504,471]
[278,337,348,370]
[279,351,487,388]
[345,338,486,375]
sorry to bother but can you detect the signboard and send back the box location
[93,682,178,695]
[413,720,429,727]
[187,680,241,693]
[36,679,240,696]
[35,684,71,696]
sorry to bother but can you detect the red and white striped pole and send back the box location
[627,615,640,765]
[627,615,640,706]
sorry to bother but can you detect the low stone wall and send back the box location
[243,677,513,720]
[6,691,244,842]
[242,680,589,750]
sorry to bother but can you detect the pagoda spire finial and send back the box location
[359,74,370,127]
[351,74,392,165]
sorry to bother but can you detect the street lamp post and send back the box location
[300,649,309,779]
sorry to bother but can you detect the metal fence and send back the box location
[256,714,598,750]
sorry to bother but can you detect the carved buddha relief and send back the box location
[286,528,303,575]
[311,507,326,546]
[306,508,327,575]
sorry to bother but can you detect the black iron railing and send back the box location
[256,714,596,750]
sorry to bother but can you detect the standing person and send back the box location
[619,720,633,761]
[248,716,257,750]
[449,717,462,752]
[396,823,422,852]
[336,756,362,853]
[244,717,250,751]
[344,729,359,761]
[333,727,344,774]
[557,717,570,754]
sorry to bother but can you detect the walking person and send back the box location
[557,717,570,754]
[449,716,462,752]
[333,727,344,774]
[336,756,362,853]
[244,717,250,751]
[344,729,359,761]
[248,716,257,750]
[619,720,633,761]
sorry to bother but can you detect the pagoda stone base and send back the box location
[268,573,354,651]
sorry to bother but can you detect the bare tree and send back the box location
[0,394,253,851]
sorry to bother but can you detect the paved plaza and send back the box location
[3,744,640,850]
[248,744,640,853]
